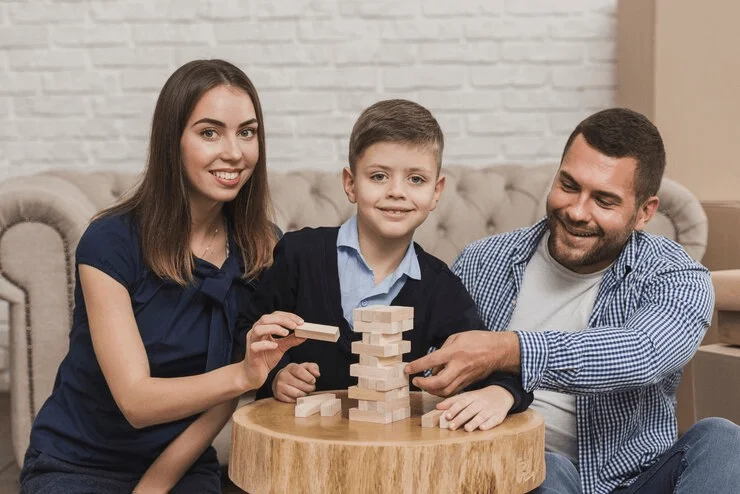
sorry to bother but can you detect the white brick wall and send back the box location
[0,0,618,388]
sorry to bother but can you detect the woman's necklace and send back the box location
[200,217,222,259]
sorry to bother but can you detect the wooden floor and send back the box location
[0,393,244,493]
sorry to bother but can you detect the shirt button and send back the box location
[360,300,368,307]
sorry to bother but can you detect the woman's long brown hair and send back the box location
[97,59,277,284]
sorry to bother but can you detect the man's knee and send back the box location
[685,417,740,450]
[532,453,582,493]
[688,417,739,438]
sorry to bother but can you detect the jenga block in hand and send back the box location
[439,412,451,429]
[294,322,340,342]
[320,398,341,417]
[421,409,444,428]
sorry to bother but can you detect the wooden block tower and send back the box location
[348,305,413,424]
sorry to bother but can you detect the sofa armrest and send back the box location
[0,175,98,467]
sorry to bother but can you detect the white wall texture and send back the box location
[0,0,618,389]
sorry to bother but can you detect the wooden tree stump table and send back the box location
[230,391,545,493]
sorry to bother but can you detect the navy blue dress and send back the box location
[28,213,253,474]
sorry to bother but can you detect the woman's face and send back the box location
[180,84,260,211]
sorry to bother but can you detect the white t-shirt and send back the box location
[507,233,608,464]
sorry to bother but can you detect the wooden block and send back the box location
[353,319,410,334]
[359,354,403,367]
[374,396,411,414]
[348,407,393,424]
[373,374,409,392]
[296,393,336,406]
[354,305,414,324]
[295,393,337,417]
[351,340,411,358]
[294,322,340,343]
[392,406,411,422]
[439,412,451,429]
[421,409,444,428]
[362,332,402,345]
[350,362,405,380]
[320,398,341,417]
[348,385,409,402]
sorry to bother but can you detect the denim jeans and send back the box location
[531,417,740,493]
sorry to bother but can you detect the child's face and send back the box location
[342,141,445,244]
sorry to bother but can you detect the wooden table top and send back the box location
[230,391,545,493]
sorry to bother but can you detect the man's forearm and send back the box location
[135,398,239,492]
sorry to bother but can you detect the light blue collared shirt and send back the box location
[337,215,421,328]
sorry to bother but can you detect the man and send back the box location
[405,108,740,493]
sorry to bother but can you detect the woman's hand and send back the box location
[272,362,321,402]
[243,311,306,390]
[436,385,514,432]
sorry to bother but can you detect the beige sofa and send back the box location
[0,164,709,467]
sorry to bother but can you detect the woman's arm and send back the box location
[133,399,239,494]
[81,264,304,429]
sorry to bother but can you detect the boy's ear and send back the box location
[429,174,446,212]
[342,167,357,204]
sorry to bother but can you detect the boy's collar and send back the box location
[337,215,421,280]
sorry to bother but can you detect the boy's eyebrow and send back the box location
[559,170,623,204]
[191,117,258,128]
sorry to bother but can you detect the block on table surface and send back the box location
[348,407,393,424]
[362,332,403,345]
[350,362,405,380]
[294,322,340,343]
[295,393,337,417]
[296,393,336,406]
[439,412,451,429]
[351,340,411,358]
[421,409,444,428]
[320,398,342,417]
[353,306,414,324]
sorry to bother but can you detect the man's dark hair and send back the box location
[348,99,444,173]
[561,108,666,203]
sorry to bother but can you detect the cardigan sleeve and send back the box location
[429,272,533,414]
[235,236,300,399]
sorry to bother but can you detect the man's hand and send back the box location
[242,311,306,390]
[436,385,514,432]
[272,362,321,402]
[404,331,521,397]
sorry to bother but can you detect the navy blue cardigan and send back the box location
[238,227,533,412]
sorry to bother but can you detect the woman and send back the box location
[19,60,304,493]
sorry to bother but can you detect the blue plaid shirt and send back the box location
[452,218,714,494]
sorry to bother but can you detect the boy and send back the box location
[239,99,532,431]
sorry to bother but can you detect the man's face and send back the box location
[545,134,658,274]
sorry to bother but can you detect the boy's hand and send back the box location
[243,311,306,390]
[436,385,514,432]
[272,362,321,402]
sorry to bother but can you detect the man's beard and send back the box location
[545,208,635,273]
